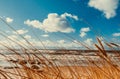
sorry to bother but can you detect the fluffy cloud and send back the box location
[80,27,90,37]
[113,33,120,37]
[41,34,49,37]
[13,29,28,35]
[88,0,119,19]
[6,17,13,23]
[24,13,78,33]
[84,38,93,46]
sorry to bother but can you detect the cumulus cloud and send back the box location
[13,29,28,35]
[41,34,49,37]
[24,13,78,33]
[113,33,120,37]
[6,17,13,23]
[88,0,119,19]
[84,38,93,46]
[80,27,90,37]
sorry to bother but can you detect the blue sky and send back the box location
[0,0,120,49]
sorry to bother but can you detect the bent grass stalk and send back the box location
[0,38,120,79]
[0,18,120,79]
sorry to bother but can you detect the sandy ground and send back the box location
[1,66,120,79]
[0,66,88,79]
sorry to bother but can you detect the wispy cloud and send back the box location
[13,29,28,35]
[57,40,65,44]
[24,35,31,39]
[0,36,83,49]
[113,32,120,37]
[88,0,119,19]
[24,13,78,33]
[41,34,49,37]
[7,35,18,41]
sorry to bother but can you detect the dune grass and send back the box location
[0,17,120,79]
[0,37,120,79]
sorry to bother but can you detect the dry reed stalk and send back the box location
[0,18,120,79]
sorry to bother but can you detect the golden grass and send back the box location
[0,38,119,79]
[0,17,120,79]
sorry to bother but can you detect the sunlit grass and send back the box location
[0,37,120,79]
[0,17,120,79]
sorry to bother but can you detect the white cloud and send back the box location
[80,27,90,37]
[84,38,93,46]
[61,13,79,20]
[6,17,13,23]
[80,32,86,37]
[113,33,120,37]
[7,35,18,40]
[58,40,65,44]
[111,38,120,45]
[24,13,78,33]
[88,0,119,19]
[80,27,90,32]
[41,34,49,37]
[0,35,83,49]
[0,35,96,49]
[13,29,28,35]
[24,35,31,39]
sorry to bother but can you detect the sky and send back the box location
[0,0,120,49]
